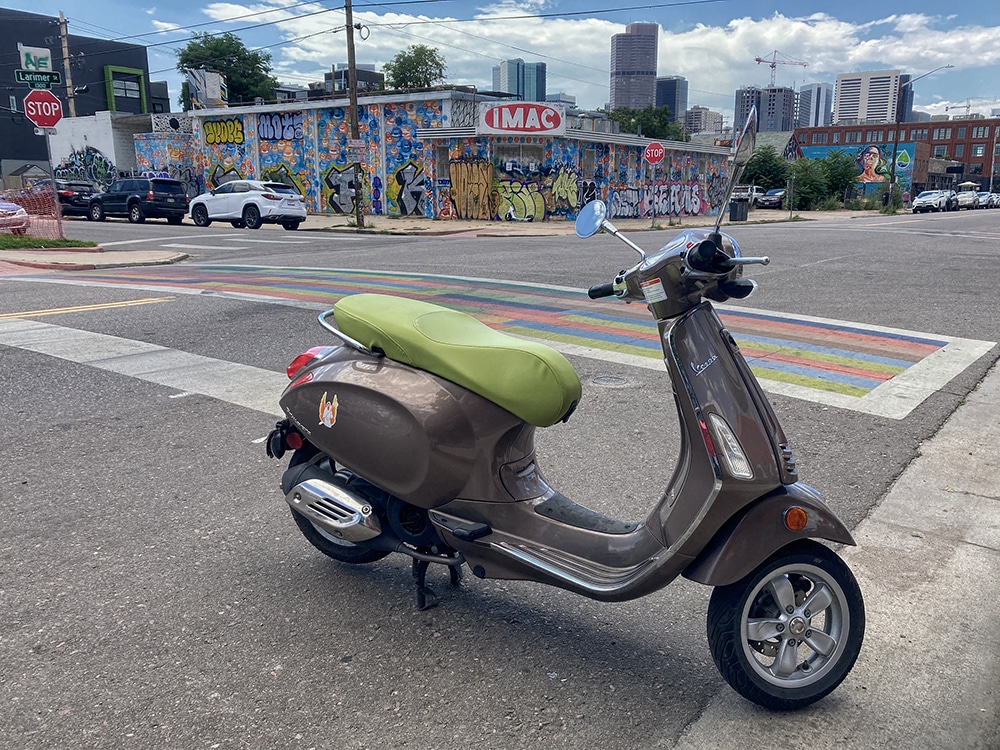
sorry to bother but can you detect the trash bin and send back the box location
[729,198,749,222]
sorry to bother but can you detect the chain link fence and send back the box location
[1,181,67,240]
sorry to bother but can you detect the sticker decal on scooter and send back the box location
[640,278,667,304]
[319,392,339,428]
[691,355,718,376]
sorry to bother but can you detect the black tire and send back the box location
[128,203,145,224]
[89,203,105,222]
[167,215,183,225]
[191,204,212,227]
[11,227,27,236]
[287,451,390,565]
[243,204,263,230]
[282,221,301,231]
[230,220,246,228]
[707,540,864,710]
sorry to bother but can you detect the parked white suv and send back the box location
[189,180,307,230]
[911,190,948,213]
[733,185,765,205]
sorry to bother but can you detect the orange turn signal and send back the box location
[784,506,809,532]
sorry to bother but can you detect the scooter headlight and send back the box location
[707,413,754,479]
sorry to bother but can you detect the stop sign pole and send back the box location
[22,89,66,238]
[644,142,665,227]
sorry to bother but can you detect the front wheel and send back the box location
[707,540,864,710]
[192,204,212,227]
[89,203,105,222]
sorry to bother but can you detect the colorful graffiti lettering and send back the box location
[448,160,494,220]
[497,180,545,221]
[261,163,306,197]
[643,182,703,217]
[388,161,426,216]
[610,187,641,219]
[371,175,383,215]
[549,168,579,217]
[209,164,243,188]
[53,145,118,187]
[324,163,357,214]
[258,112,305,141]
[578,180,598,209]
[204,119,245,145]
[437,187,456,219]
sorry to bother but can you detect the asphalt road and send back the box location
[2,209,998,749]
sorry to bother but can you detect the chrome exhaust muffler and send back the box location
[284,478,382,542]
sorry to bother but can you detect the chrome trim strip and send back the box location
[285,478,382,542]
[492,541,654,593]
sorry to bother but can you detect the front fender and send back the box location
[683,483,855,587]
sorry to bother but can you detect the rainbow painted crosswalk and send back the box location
[33,265,994,418]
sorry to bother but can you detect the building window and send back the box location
[932,127,952,140]
[955,144,964,157]
[435,147,449,181]
[973,126,988,139]
[957,127,966,138]
[970,164,983,175]
[845,131,861,143]
[934,145,948,157]
[972,144,986,157]
[909,128,928,140]
[495,143,545,176]
[994,144,1000,157]
[582,148,596,180]
[113,79,141,99]
[833,132,840,144]
[811,132,828,144]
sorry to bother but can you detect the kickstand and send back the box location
[412,558,438,611]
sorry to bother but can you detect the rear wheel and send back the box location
[230,220,246,228]
[282,221,301,231]
[167,215,183,225]
[128,203,145,224]
[191,204,212,227]
[243,204,263,230]
[707,540,864,710]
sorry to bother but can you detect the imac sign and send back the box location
[478,103,566,136]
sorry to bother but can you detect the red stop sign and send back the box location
[644,141,665,164]
[24,89,64,129]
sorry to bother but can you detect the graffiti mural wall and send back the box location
[199,115,254,188]
[258,111,316,208]
[134,133,204,197]
[317,104,381,216]
[382,100,447,217]
[800,144,917,193]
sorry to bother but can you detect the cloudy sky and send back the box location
[9,0,1000,123]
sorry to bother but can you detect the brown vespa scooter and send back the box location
[266,110,864,710]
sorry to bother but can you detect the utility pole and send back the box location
[344,0,365,229]
[59,11,76,117]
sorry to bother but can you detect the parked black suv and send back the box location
[54,180,97,217]
[87,178,188,224]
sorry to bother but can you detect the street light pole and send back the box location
[889,64,954,200]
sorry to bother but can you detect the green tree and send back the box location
[741,145,789,190]
[608,106,689,142]
[789,158,828,210]
[820,150,859,202]
[176,32,279,109]
[382,45,447,90]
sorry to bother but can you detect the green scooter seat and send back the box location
[333,293,581,427]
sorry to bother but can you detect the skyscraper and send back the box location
[834,70,910,124]
[609,22,658,110]
[685,106,723,133]
[761,86,796,131]
[735,87,761,132]
[656,75,688,122]
[797,82,834,127]
[497,58,547,101]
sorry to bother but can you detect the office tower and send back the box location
[760,86,796,131]
[609,22,658,110]
[835,69,906,124]
[797,82,833,127]
[656,75,688,122]
[498,58,546,101]
[685,106,723,133]
[735,86,762,132]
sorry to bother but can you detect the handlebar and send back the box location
[688,239,769,273]
[588,283,616,299]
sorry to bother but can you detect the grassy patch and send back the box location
[0,235,97,250]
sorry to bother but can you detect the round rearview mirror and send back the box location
[575,200,608,239]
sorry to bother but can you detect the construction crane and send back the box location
[944,98,1000,117]
[754,50,809,87]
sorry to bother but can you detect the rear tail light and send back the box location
[263,193,281,201]
[58,190,74,197]
[147,191,155,201]
[286,346,334,379]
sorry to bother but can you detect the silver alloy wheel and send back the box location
[739,561,850,688]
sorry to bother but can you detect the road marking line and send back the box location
[101,234,243,246]
[0,296,174,320]
[0,318,285,417]
[235,239,310,244]
[162,243,249,250]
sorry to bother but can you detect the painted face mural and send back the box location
[856,145,887,183]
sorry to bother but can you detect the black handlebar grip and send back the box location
[588,283,616,299]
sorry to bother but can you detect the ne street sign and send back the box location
[15,69,63,89]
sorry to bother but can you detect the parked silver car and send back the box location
[955,191,979,210]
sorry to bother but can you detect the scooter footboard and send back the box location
[682,483,855,587]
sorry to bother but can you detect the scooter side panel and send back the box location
[280,346,512,508]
